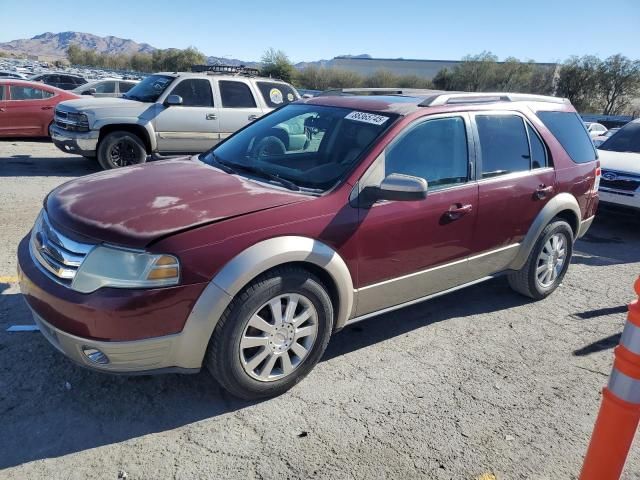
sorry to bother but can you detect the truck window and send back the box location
[219,81,257,108]
[256,81,299,108]
[170,79,214,107]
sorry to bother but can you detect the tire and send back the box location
[97,131,147,170]
[508,218,574,300]
[205,267,334,400]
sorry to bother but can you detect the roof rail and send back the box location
[421,92,569,107]
[190,64,261,76]
[318,87,444,97]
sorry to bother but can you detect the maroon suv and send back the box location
[18,91,599,399]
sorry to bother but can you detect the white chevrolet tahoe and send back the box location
[597,119,640,212]
[50,67,300,169]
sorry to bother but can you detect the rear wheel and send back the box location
[205,267,333,399]
[508,219,573,299]
[97,131,147,170]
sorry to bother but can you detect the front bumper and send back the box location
[18,235,213,373]
[598,188,640,211]
[50,125,99,157]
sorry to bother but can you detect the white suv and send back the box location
[597,119,640,211]
[50,67,300,169]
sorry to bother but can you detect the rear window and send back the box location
[256,81,299,108]
[599,121,640,154]
[537,111,597,163]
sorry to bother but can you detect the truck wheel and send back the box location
[508,219,573,300]
[205,267,334,400]
[97,131,147,170]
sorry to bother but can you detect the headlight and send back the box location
[72,245,180,293]
[56,110,90,132]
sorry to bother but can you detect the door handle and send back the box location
[534,184,554,200]
[0,108,5,112]
[446,203,473,220]
[205,113,217,120]
[248,114,259,121]
[41,106,53,110]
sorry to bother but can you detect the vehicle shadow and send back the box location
[0,276,528,469]
[0,154,100,177]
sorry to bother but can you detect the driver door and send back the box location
[154,78,220,153]
[354,114,479,317]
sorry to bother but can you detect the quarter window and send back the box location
[10,86,52,100]
[257,81,298,108]
[477,115,530,178]
[537,111,596,163]
[169,79,214,107]
[527,124,548,169]
[219,81,257,108]
[385,116,469,189]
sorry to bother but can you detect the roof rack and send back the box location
[190,64,261,76]
[318,87,443,97]
[421,92,569,107]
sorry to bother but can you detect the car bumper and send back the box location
[598,188,640,211]
[50,125,99,156]
[17,235,211,373]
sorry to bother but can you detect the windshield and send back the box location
[123,74,174,102]
[599,122,640,154]
[201,104,396,191]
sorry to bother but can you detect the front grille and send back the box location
[600,170,640,192]
[29,212,94,285]
[54,107,89,132]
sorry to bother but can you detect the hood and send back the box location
[58,97,147,112]
[46,158,311,248]
[597,149,640,175]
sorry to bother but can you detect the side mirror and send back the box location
[82,88,96,96]
[165,94,183,106]
[365,173,428,204]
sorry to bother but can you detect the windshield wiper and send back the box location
[212,156,300,191]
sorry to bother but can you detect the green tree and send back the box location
[261,48,296,83]
[556,55,602,112]
[597,54,640,115]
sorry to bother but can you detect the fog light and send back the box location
[82,346,110,365]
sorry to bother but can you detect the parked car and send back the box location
[593,127,620,147]
[597,119,640,211]
[584,121,608,138]
[18,91,599,399]
[30,73,87,91]
[0,79,80,137]
[0,70,27,79]
[72,79,139,98]
[49,68,300,169]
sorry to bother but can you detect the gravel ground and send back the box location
[1,140,639,480]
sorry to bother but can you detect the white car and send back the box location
[72,79,139,98]
[50,67,301,169]
[597,119,640,211]
[585,122,608,139]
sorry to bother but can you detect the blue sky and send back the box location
[2,0,639,62]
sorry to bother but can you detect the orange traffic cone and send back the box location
[580,276,640,480]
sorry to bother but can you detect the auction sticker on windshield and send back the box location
[345,111,389,125]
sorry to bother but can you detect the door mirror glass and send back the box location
[83,88,96,95]
[374,173,428,202]
[165,94,183,106]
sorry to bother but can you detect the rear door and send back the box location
[4,84,55,136]
[468,111,555,277]
[0,84,9,135]
[354,113,479,316]
[216,79,263,140]
[154,78,220,152]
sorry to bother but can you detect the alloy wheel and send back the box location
[536,233,567,288]
[240,293,318,382]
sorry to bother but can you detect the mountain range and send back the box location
[0,31,366,68]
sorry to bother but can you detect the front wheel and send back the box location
[508,219,574,299]
[205,267,334,399]
[97,131,147,170]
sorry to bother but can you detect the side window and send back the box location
[219,80,257,108]
[476,115,530,178]
[95,81,116,94]
[169,79,213,107]
[527,124,547,169]
[0,86,4,101]
[119,81,135,93]
[385,116,469,190]
[537,111,597,163]
[10,86,46,100]
[256,81,298,108]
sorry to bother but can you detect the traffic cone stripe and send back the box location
[621,318,640,355]
[608,368,640,405]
